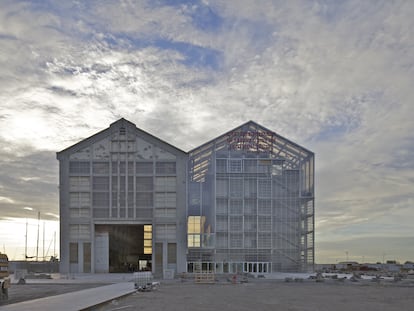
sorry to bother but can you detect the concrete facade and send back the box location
[57,119,314,275]
[57,119,187,276]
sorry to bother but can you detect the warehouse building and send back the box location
[57,118,314,276]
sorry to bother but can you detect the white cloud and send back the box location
[0,196,14,204]
[0,0,413,262]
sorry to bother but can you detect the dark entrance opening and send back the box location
[95,224,152,273]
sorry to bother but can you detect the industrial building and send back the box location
[57,118,314,276]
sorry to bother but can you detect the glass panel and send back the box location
[156,162,176,175]
[258,179,271,198]
[136,193,153,208]
[83,243,91,273]
[216,178,228,197]
[69,161,90,174]
[93,162,109,174]
[136,177,153,191]
[155,193,176,208]
[228,159,242,173]
[244,179,257,198]
[136,162,153,174]
[155,177,176,192]
[69,177,90,191]
[167,243,177,264]
[69,243,78,263]
[92,192,109,207]
[216,159,227,173]
[144,225,152,254]
[244,159,257,173]
[229,199,243,214]
[92,177,109,191]
[229,178,243,197]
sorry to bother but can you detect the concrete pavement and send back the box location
[0,282,136,311]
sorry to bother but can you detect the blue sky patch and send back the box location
[154,39,222,69]
[101,34,222,70]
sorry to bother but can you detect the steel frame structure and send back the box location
[187,121,314,273]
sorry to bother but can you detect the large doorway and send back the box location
[95,224,152,273]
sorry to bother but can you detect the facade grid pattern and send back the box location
[187,122,314,273]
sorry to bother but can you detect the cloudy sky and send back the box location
[0,0,413,263]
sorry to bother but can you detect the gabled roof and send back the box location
[57,118,186,159]
[188,120,313,182]
[189,120,313,158]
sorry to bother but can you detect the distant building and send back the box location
[57,119,315,276]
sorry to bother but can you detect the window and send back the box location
[136,177,153,191]
[216,216,228,231]
[216,159,227,173]
[127,161,134,175]
[230,233,243,248]
[69,224,90,239]
[156,224,176,240]
[229,199,243,214]
[258,233,271,248]
[244,233,256,248]
[167,243,177,264]
[258,160,271,174]
[69,243,78,264]
[69,161,90,174]
[258,179,271,198]
[155,177,176,192]
[70,207,90,218]
[119,162,126,175]
[188,234,201,248]
[244,199,257,215]
[258,216,271,232]
[156,162,176,175]
[69,177,90,191]
[216,198,228,214]
[83,243,91,273]
[244,159,257,173]
[93,162,109,174]
[244,216,257,231]
[229,178,243,197]
[272,164,282,176]
[136,193,153,208]
[228,159,242,173]
[93,208,109,218]
[216,178,228,197]
[155,193,176,208]
[136,162,153,174]
[216,233,228,248]
[258,199,271,215]
[70,192,90,207]
[92,177,109,191]
[244,179,257,198]
[154,208,176,218]
[187,216,204,247]
[92,192,109,207]
[144,225,152,254]
[229,216,243,231]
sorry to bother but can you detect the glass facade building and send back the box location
[57,119,314,275]
[187,121,314,273]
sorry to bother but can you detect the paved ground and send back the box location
[94,279,414,311]
[1,274,414,311]
[0,273,132,307]
[0,283,109,306]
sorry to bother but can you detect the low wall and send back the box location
[8,261,59,274]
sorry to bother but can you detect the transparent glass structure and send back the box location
[187,121,314,273]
